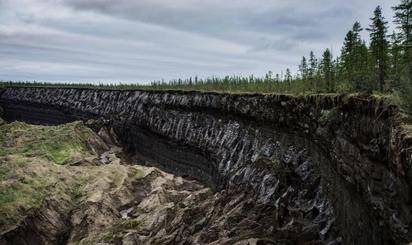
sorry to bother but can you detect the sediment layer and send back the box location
[1,87,411,244]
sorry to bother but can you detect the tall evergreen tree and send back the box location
[393,0,412,111]
[341,30,355,84]
[321,49,334,92]
[389,32,404,89]
[341,22,370,91]
[367,6,389,92]
[393,0,412,72]
[265,71,273,83]
[275,74,280,83]
[352,21,363,37]
[285,68,292,83]
[360,41,374,91]
[299,56,308,81]
[334,56,343,86]
[393,0,412,46]
[308,51,317,78]
[308,51,317,89]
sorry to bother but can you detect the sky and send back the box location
[0,0,399,84]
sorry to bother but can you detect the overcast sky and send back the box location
[0,0,398,84]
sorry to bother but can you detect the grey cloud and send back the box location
[0,0,399,83]
[58,0,364,53]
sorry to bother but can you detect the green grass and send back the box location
[41,142,84,165]
[0,173,49,231]
[0,121,93,165]
[0,120,98,233]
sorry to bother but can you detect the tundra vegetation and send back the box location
[0,121,108,232]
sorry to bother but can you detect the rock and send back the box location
[98,127,119,146]
[1,198,72,245]
[86,132,110,154]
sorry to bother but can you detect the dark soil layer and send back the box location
[1,88,411,244]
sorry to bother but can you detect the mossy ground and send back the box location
[0,121,94,164]
[0,120,143,234]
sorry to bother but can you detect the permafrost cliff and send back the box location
[1,87,412,244]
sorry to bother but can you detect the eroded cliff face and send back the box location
[1,87,411,244]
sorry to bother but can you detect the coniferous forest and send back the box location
[2,0,412,112]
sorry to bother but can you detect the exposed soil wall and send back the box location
[1,87,411,244]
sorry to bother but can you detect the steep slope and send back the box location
[1,88,411,244]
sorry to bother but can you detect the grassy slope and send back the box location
[0,121,97,164]
[0,120,145,234]
[0,121,98,232]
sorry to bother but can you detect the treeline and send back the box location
[1,1,411,111]
[292,4,409,95]
[149,1,412,109]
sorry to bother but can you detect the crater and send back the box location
[0,87,411,244]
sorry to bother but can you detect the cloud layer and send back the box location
[0,0,397,83]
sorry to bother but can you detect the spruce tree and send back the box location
[359,41,373,92]
[341,30,355,85]
[285,68,292,83]
[389,32,403,89]
[321,49,334,92]
[275,74,280,83]
[393,0,412,111]
[393,0,412,45]
[299,56,308,81]
[308,51,317,89]
[334,56,343,88]
[367,6,389,92]
[308,52,317,78]
[352,21,363,37]
[341,22,368,91]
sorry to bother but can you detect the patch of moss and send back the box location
[0,174,49,232]
[0,121,94,165]
[42,143,84,165]
[130,167,144,179]
[0,121,101,233]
